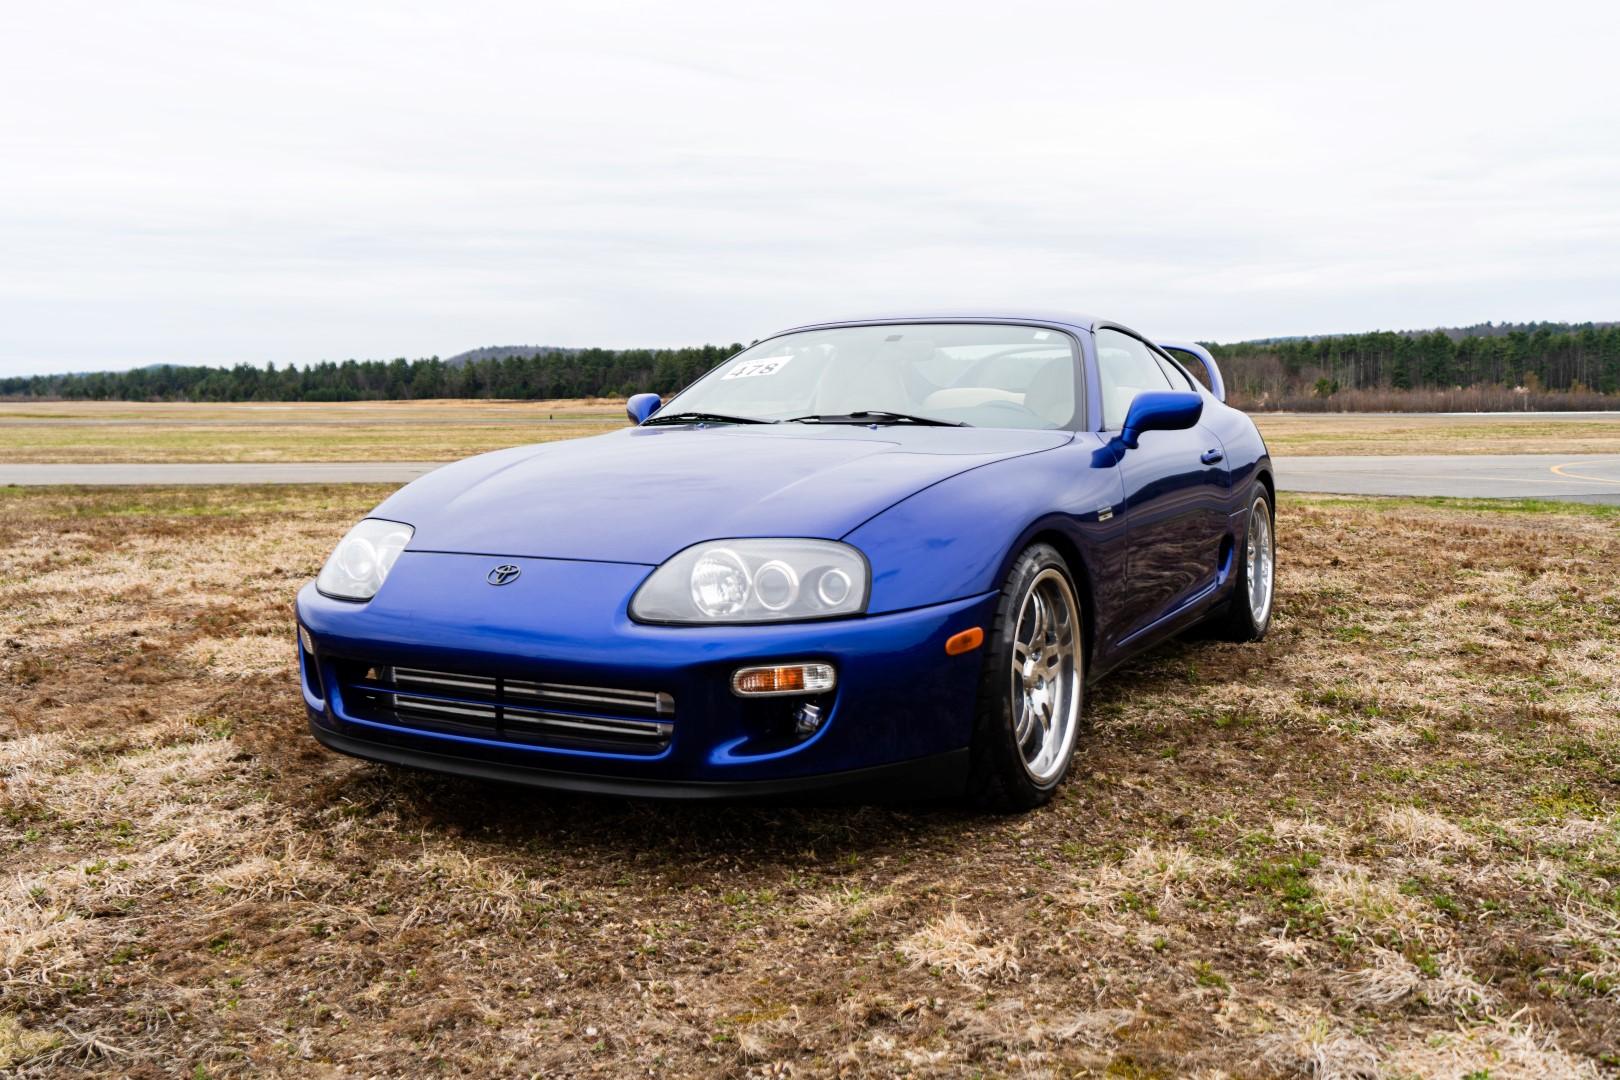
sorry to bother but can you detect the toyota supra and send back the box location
[296,313,1275,810]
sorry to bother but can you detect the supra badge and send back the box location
[486,564,522,586]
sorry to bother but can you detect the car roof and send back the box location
[774,310,1103,335]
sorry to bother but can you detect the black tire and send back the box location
[967,543,1085,812]
[1214,487,1276,642]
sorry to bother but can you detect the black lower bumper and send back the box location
[311,721,970,802]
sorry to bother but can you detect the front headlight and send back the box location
[316,518,414,601]
[630,539,869,624]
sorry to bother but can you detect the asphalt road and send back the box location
[1272,454,1620,503]
[5,454,1620,502]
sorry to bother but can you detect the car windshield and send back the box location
[657,323,1078,430]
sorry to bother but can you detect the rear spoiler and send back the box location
[1155,340,1225,403]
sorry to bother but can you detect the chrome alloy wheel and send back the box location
[1010,568,1082,783]
[1247,496,1275,626]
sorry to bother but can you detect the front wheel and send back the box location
[967,544,1084,812]
[1214,488,1276,641]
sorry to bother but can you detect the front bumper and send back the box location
[295,551,995,798]
[308,723,970,800]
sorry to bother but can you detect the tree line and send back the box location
[0,346,746,402]
[1210,323,1620,407]
[3,324,1618,407]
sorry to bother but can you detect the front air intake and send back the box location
[336,662,674,755]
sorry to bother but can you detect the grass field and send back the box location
[0,400,623,464]
[1,487,1616,1076]
[1252,412,1620,457]
[3,400,1619,463]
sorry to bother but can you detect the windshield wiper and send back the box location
[784,410,967,427]
[642,411,771,427]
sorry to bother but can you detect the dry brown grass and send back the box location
[1254,409,1620,456]
[0,399,623,463]
[0,397,625,421]
[5,399,1620,463]
[899,910,1021,985]
[1,487,1618,1076]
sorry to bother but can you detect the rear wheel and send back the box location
[968,544,1084,811]
[1214,488,1275,641]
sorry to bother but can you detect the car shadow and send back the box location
[308,756,999,871]
[288,629,1241,869]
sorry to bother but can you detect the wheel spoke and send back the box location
[1002,565,1086,785]
[1020,704,1041,752]
[1013,700,1033,744]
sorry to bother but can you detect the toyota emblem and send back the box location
[487,564,522,586]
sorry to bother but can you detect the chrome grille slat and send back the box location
[393,668,499,695]
[338,662,675,755]
[503,708,672,740]
[394,695,498,722]
[503,679,670,715]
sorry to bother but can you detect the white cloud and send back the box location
[1,0,1617,374]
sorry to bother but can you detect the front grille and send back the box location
[337,662,674,755]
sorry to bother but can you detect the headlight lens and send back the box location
[691,548,752,616]
[316,518,414,601]
[631,539,868,624]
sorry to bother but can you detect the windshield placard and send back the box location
[722,355,793,380]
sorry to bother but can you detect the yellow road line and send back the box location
[1550,460,1620,486]
[1390,472,1592,486]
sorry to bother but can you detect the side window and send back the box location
[1095,329,1172,429]
[1151,349,1197,392]
[1163,347,1214,392]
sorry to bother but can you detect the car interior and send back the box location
[675,324,1082,429]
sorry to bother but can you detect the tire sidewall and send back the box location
[972,544,1083,808]
[1241,490,1275,638]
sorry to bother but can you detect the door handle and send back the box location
[1200,448,1224,465]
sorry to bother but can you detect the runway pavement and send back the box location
[1272,454,1620,503]
[5,454,1620,502]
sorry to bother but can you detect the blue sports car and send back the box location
[296,313,1275,810]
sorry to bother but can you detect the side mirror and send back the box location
[626,393,662,425]
[1120,390,1202,449]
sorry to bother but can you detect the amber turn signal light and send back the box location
[944,627,984,655]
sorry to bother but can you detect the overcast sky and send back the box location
[3,1,1618,376]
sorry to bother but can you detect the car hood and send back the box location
[378,424,1071,564]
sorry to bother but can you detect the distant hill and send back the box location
[1430,320,1620,340]
[1240,320,1619,346]
[444,345,576,366]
